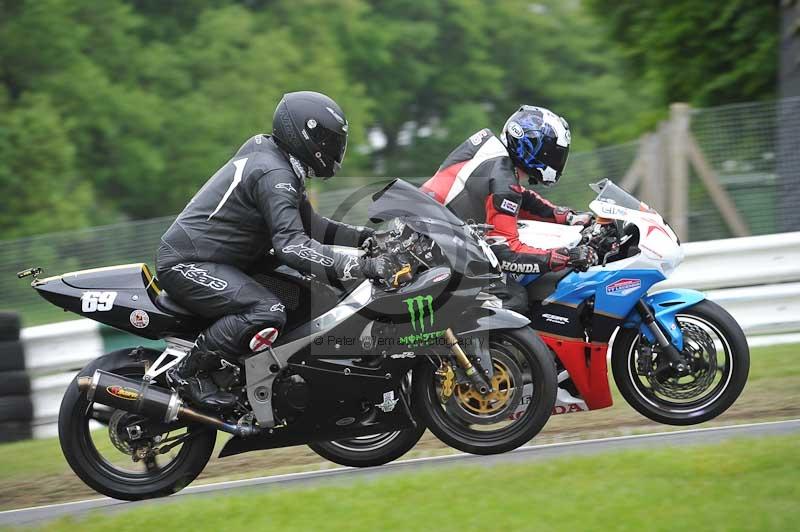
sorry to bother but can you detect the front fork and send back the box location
[635,300,689,377]
[444,328,493,394]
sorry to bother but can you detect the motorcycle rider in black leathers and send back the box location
[157,91,390,409]
[421,105,597,311]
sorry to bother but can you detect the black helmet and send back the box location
[272,91,348,179]
[501,105,571,186]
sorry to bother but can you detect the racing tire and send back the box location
[0,341,25,372]
[0,312,21,341]
[612,299,749,426]
[0,395,34,422]
[59,354,217,500]
[0,370,31,396]
[308,422,426,468]
[413,327,557,455]
[0,421,33,443]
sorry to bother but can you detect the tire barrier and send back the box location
[0,312,32,442]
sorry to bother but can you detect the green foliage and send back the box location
[0,0,676,239]
[586,0,779,107]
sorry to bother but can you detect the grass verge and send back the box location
[1,342,798,510]
[20,433,800,532]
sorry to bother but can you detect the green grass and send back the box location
[746,343,800,381]
[2,342,794,481]
[1,342,797,511]
[24,434,800,532]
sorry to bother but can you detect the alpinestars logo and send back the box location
[274,182,297,194]
[340,255,360,281]
[171,264,228,291]
[405,295,434,331]
[282,244,334,266]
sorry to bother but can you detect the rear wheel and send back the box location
[612,299,749,426]
[413,328,556,455]
[59,355,216,500]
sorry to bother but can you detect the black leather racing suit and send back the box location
[156,134,370,356]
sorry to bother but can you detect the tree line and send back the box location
[0,0,777,239]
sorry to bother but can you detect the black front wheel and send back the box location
[612,299,749,426]
[413,328,557,455]
[59,353,217,500]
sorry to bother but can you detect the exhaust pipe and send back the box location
[77,370,258,437]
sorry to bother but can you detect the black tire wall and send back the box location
[0,313,32,442]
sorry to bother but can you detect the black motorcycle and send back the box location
[20,179,557,500]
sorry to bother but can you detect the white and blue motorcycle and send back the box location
[508,178,750,425]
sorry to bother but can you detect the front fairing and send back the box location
[586,179,683,276]
[369,179,499,280]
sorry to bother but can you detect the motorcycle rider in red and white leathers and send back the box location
[421,105,597,311]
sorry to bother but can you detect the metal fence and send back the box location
[689,97,800,240]
[3,97,798,325]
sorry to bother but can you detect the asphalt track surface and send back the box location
[2,418,799,527]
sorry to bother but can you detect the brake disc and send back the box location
[647,323,718,400]
[447,350,524,425]
[108,410,136,455]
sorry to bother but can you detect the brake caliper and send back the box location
[436,362,456,403]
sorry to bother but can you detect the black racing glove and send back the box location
[358,255,393,284]
[566,245,598,271]
[566,211,594,227]
[358,226,376,247]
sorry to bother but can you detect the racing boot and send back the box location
[168,342,237,411]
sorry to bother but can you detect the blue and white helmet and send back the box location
[500,105,571,186]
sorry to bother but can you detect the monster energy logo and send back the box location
[404,295,434,332]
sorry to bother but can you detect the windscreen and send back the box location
[589,178,653,212]
[368,179,466,227]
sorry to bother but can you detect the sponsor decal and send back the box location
[107,385,139,401]
[250,327,279,352]
[390,351,416,359]
[400,295,446,346]
[500,198,519,214]
[269,303,286,313]
[469,129,489,146]
[432,271,451,283]
[552,403,585,415]
[507,121,524,139]
[81,291,117,313]
[606,278,642,297]
[281,244,335,266]
[375,391,399,413]
[171,264,228,291]
[129,309,150,329]
[306,119,317,129]
[501,261,540,274]
[542,313,569,325]
[340,255,360,281]
[255,135,263,144]
[599,203,627,217]
[508,391,586,420]
[405,295,434,332]
[274,182,297,194]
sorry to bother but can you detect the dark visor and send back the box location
[537,137,569,174]
[310,127,347,164]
